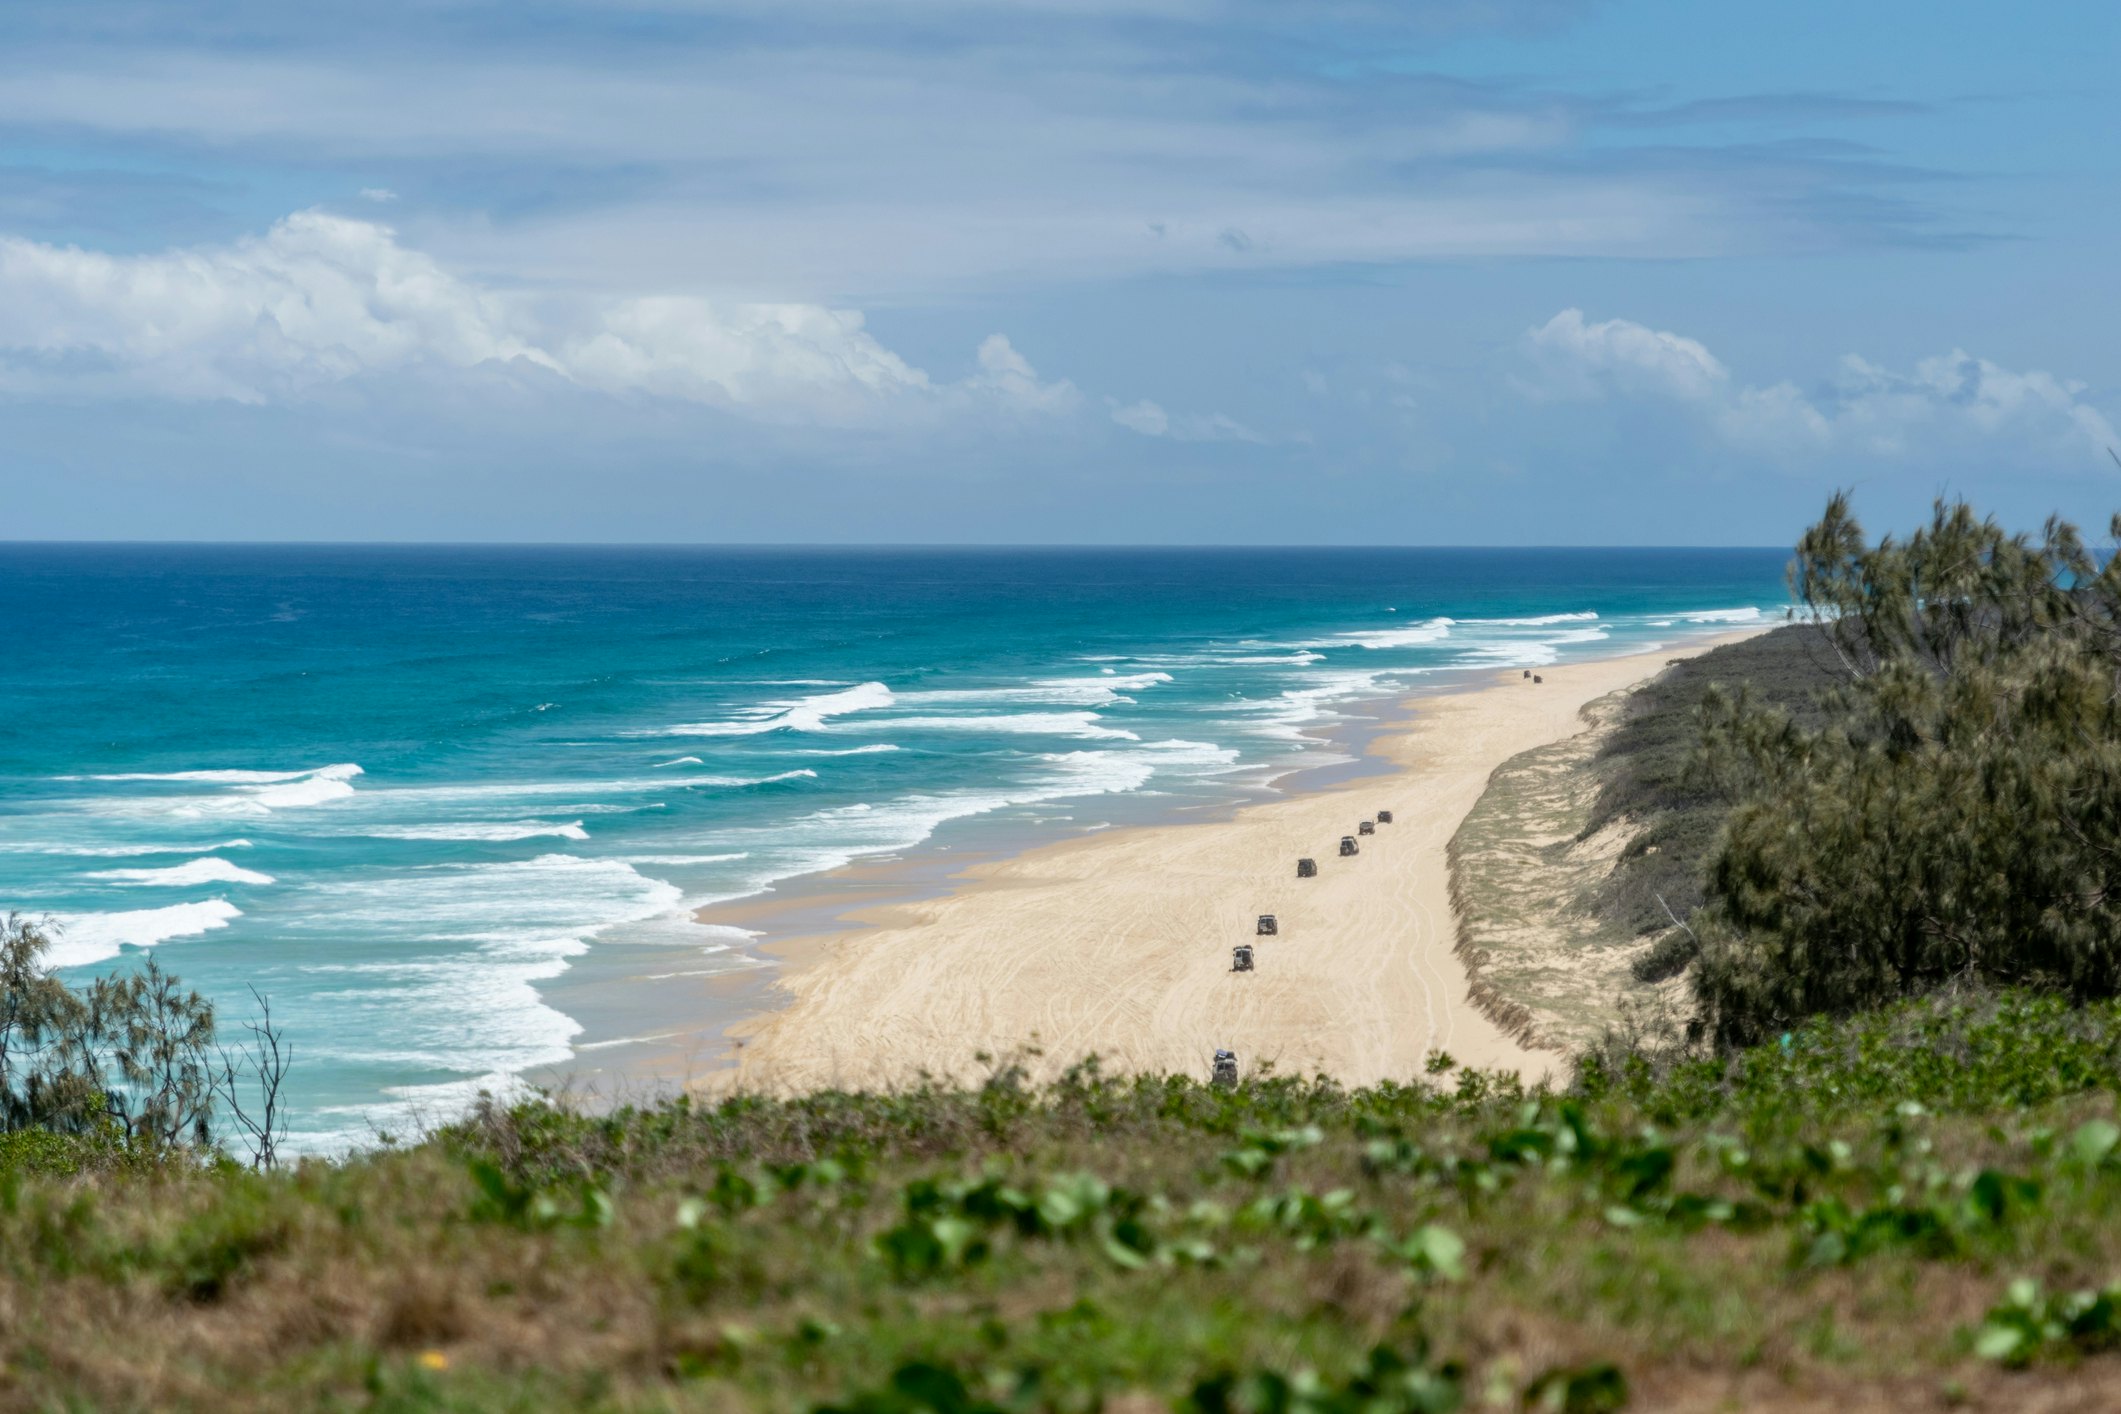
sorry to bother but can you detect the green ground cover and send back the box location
[6,990,2121,1411]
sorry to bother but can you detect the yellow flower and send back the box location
[417,1351,450,1372]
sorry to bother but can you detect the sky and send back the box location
[0,0,2117,544]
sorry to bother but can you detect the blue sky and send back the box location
[1,0,2116,543]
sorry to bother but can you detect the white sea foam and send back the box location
[658,681,895,736]
[846,712,1138,740]
[1048,671,1172,692]
[1038,738,1244,795]
[1328,617,1456,650]
[358,770,814,804]
[83,764,360,784]
[797,744,903,756]
[304,854,684,943]
[894,682,1142,707]
[1130,650,1325,668]
[86,857,276,887]
[247,769,363,809]
[617,852,752,865]
[1681,606,1766,623]
[364,821,592,842]
[1451,625,1611,668]
[0,838,255,856]
[271,853,709,1149]
[76,763,364,818]
[1231,668,1410,740]
[652,756,704,767]
[615,915,760,949]
[44,899,243,968]
[572,1031,678,1053]
[668,675,1147,734]
[691,734,1243,903]
[1478,611,1601,627]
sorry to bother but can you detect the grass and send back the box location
[6,992,2121,1410]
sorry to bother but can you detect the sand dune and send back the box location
[702,636,1756,1096]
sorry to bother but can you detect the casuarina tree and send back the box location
[1689,495,2121,1044]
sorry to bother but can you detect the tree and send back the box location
[1691,497,2121,1044]
[0,915,98,1132]
[0,914,289,1161]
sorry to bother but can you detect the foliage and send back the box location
[0,913,216,1146]
[1974,1277,2121,1367]
[0,991,2120,1407]
[1576,623,1842,969]
[0,914,291,1165]
[1689,495,2121,1043]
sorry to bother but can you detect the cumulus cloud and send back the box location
[1524,308,1728,401]
[965,334,1081,416]
[0,211,554,403]
[358,187,398,203]
[0,211,1075,421]
[1522,308,2118,464]
[1109,398,1263,443]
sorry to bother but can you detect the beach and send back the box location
[698,631,1762,1096]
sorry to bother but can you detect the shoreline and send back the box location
[649,628,1764,1098]
[535,671,1420,1097]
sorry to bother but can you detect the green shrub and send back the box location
[1692,496,2121,1043]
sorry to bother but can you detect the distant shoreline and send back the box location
[606,627,1769,1098]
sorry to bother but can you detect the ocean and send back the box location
[0,545,1789,1148]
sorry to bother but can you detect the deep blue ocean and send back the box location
[0,545,1788,1147]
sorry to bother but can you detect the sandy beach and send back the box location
[697,633,1760,1096]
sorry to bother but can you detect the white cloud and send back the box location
[965,334,1082,415]
[561,299,932,414]
[0,211,1076,421]
[1524,308,1728,401]
[1111,398,1170,437]
[1522,308,2118,465]
[0,211,554,403]
[1109,397,1263,443]
[358,187,399,203]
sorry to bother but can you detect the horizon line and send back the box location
[0,539,1796,552]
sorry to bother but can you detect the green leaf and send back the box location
[1974,1322,2027,1363]
[1101,1235,1150,1270]
[2070,1119,2120,1168]
[1407,1223,1465,1281]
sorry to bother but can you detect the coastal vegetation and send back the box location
[0,915,287,1168]
[4,991,2121,1408]
[1464,494,2121,1049]
[1691,496,2121,1044]
[11,494,2121,1408]
[1445,625,1843,1050]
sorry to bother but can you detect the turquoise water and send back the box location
[0,545,1787,1147]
